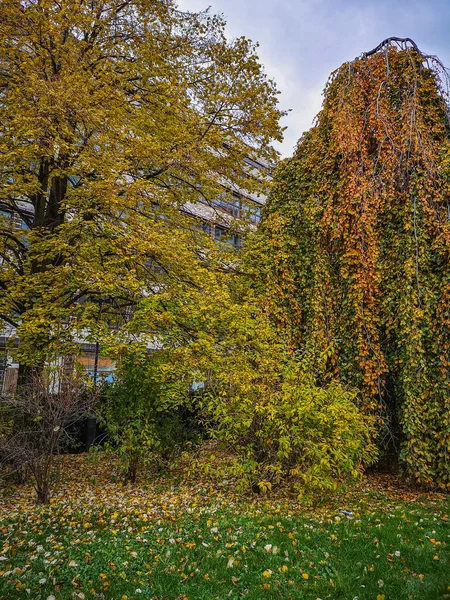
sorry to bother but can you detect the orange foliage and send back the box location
[258,41,450,489]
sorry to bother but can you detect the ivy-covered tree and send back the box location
[0,0,283,374]
[257,38,450,489]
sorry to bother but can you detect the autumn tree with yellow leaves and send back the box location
[257,38,450,489]
[0,0,283,375]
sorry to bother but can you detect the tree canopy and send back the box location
[257,39,450,489]
[0,0,283,365]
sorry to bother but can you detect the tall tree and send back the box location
[258,39,450,489]
[0,0,283,369]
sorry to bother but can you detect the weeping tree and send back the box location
[257,38,450,489]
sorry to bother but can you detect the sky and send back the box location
[178,0,450,158]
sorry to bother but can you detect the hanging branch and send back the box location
[354,37,450,111]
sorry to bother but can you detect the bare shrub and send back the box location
[0,364,95,504]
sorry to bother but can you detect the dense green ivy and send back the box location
[257,42,450,489]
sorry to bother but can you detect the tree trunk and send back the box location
[17,363,43,391]
[124,457,139,484]
[36,483,50,505]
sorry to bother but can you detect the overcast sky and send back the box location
[178,0,450,158]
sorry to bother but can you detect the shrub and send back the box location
[201,365,377,501]
[142,289,376,499]
[0,365,94,504]
[100,350,198,483]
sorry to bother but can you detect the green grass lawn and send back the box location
[1,454,449,600]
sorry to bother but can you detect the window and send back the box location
[77,350,115,383]
[213,192,241,217]
[214,226,241,249]
[241,201,262,224]
[249,204,261,224]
